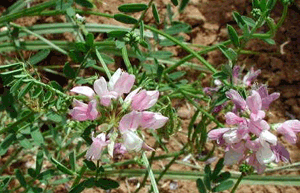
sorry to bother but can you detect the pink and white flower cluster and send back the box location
[204,67,261,113]
[208,85,300,173]
[69,68,168,160]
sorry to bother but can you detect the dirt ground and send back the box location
[1,0,300,192]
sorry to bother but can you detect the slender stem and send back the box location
[134,151,156,193]
[131,0,155,31]
[10,23,68,55]
[142,152,159,193]
[122,46,133,73]
[72,164,87,188]
[156,144,187,183]
[144,25,217,74]
[95,48,112,79]
[66,49,92,90]
[275,4,288,30]
[230,173,244,193]
[0,111,35,135]
[25,9,114,18]
[165,75,224,127]
[0,0,56,23]
[96,160,100,180]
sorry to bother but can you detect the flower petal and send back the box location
[256,144,275,164]
[71,86,95,98]
[259,130,277,147]
[140,111,169,130]
[122,130,143,152]
[113,72,135,95]
[108,68,122,91]
[94,77,109,97]
[225,89,247,110]
[119,111,141,132]
[246,90,262,114]
[131,90,159,111]
[87,100,98,120]
[208,128,230,141]
[225,112,244,125]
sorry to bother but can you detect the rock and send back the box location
[177,107,193,119]
[180,6,206,27]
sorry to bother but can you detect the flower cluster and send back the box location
[204,66,261,113]
[208,85,300,173]
[69,69,168,161]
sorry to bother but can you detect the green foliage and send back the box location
[118,3,148,13]
[196,159,234,193]
[0,0,292,192]
[152,4,160,24]
[179,0,190,12]
[114,14,138,24]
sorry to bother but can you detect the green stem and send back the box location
[164,39,231,73]
[156,144,187,183]
[134,151,156,193]
[165,75,224,127]
[72,164,87,188]
[25,9,114,18]
[10,23,68,55]
[95,48,112,79]
[144,25,217,74]
[0,0,56,23]
[66,49,92,90]
[122,46,133,73]
[96,160,100,180]
[275,4,288,30]
[0,111,35,135]
[131,0,155,31]
[230,173,244,193]
[142,152,159,193]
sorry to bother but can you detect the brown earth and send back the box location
[1,0,300,192]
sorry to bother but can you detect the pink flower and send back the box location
[277,120,300,144]
[224,142,246,165]
[127,89,159,111]
[140,111,169,130]
[254,130,277,165]
[248,119,270,136]
[71,68,135,107]
[247,91,265,121]
[243,67,261,86]
[225,89,247,110]
[247,154,266,174]
[119,111,168,131]
[108,68,135,96]
[86,132,109,160]
[70,99,98,121]
[208,128,230,145]
[70,86,95,99]
[257,85,280,110]
[119,111,141,132]
[122,130,153,152]
[93,77,118,106]
[114,143,127,156]
[225,112,245,125]
[223,129,241,144]
[271,143,290,163]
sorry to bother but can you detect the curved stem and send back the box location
[230,173,244,193]
[275,4,288,30]
[144,25,218,74]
